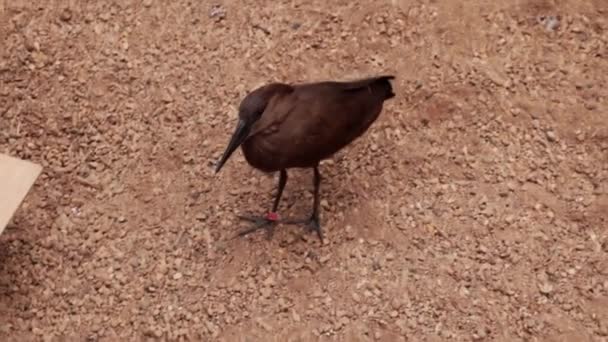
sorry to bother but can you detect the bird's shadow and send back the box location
[227,158,356,242]
[0,225,38,331]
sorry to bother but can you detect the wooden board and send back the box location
[0,153,42,235]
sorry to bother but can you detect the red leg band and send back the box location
[265,212,279,221]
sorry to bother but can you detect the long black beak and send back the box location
[214,119,251,173]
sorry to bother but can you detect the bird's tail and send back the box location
[343,75,396,100]
[374,75,396,100]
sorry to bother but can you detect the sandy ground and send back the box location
[1,0,607,341]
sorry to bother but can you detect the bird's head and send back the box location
[214,84,283,173]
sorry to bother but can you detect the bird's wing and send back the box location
[259,77,394,166]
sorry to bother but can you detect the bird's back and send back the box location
[242,76,395,171]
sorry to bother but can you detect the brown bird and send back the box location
[215,75,396,241]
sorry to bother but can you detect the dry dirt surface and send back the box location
[1,0,608,341]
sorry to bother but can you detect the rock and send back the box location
[539,282,553,295]
[209,5,226,20]
[60,8,72,22]
[256,318,272,331]
[162,89,174,103]
[321,199,329,209]
[537,15,560,31]
[263,275,276,287]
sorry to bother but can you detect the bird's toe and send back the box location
[308,217,324,242]
[234,213,280,240]
[285,215,324,242]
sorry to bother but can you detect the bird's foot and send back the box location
[234,212,280,240]
[284,215,324,242]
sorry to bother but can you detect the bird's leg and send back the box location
[236,169,287,239]
[284,166,324,241]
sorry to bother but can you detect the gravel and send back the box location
[1,0,607,340]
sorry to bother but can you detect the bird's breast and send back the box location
[240,137,281,172]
